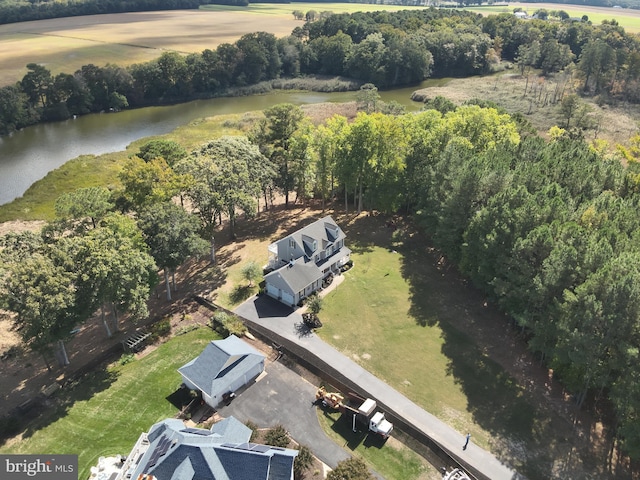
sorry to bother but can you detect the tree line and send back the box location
[3,8,640,135]
[0,0,207,26]
[2,99,639,458]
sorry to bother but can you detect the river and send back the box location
[0,82,438,206]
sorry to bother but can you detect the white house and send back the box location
[177,335,265,409]
[264,215,350,307]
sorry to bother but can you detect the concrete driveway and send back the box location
[216,359,350,469]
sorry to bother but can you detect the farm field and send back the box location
[0,3,424,87]
[3,2,639,87]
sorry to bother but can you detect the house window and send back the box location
[289,238,296,249]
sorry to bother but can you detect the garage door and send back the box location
[266,283,280,299]
[281,291,294,306]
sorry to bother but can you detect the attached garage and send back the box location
[264,258,323,307]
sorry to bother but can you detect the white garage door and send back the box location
[281,291,294,306]
[266,283,280,299]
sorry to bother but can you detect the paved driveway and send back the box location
[216,359,350,469]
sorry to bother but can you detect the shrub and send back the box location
[152,317,171,338]
[263,425,290,448]
[211,311,247,337]
[245,420,259,442]
[294,445,314,480]
[307,294,323,315]
[118,353,135,365]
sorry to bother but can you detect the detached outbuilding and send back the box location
[178,335,265,409]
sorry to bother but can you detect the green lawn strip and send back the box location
[317,239,572,475]
[0,328,217,480]
[316,408,430,480]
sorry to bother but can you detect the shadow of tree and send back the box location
[396,220,605,478]
[229,285,255,305]
[294,322,313,339]
[17,366,119,441]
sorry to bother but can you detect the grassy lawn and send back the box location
[316,408,435,480]
[0,327,218,480]
[315,215,581,478]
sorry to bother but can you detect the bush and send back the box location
[211,311,247,337]
[118,353,135,365]
[263,425,290,448]
[294,445,314,480]
[245,420,259,442]
[151,317,171,338]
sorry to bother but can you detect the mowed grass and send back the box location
[316,409,434,480]
[316,215,582,478]
[202,2,426,15]
[0,327,218,480]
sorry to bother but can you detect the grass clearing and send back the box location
[316,408,434,480]
[0,327,218,480]
[315,214,600,478]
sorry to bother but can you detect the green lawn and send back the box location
[0,328,218,480]
[316,408,434,480]
[316,215,578,478]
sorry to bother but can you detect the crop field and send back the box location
[0,3,423,87]
[1,2,639,86]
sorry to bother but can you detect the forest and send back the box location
[2,8,640,135]
[2,95,640,460]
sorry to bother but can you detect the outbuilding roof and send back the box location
[177,335,265,397]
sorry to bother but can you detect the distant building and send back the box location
[178,335,265,409]
[514,11,528,19]
[117,417,298,480]
[264,215,350,307]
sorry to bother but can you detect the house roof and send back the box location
[177,335,265,397]
[286,216,345,256]
[264,257,324,296]
[132,418,297,480]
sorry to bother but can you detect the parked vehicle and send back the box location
[315,387,393,439]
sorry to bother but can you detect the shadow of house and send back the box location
[121,417,298,480]
[178,335,265,409]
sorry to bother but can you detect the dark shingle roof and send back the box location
[132,418,298,480]
[177,335,265,397]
